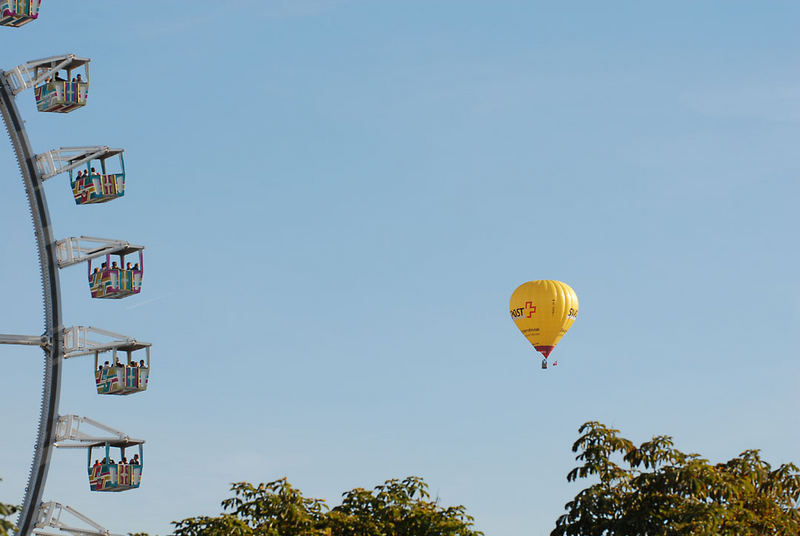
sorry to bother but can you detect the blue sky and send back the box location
[1,1,800,534]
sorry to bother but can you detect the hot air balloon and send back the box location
[509,280,578,369]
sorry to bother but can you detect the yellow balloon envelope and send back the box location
[509,280,578,359]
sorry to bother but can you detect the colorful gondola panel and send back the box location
[95,365,148,395]
[117,463,141,488]
[126,365,149,392]
[34,81,88,113]
[72,173,125,205]
[95,366,124,394]
[0,0,41,27]
[89,268,143,299]
[88,463,142,492]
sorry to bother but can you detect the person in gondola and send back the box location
[76,74,83,83]
[54,71,65,81]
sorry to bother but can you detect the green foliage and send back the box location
[552,421,800,536]
[328,476,480,536]
[174,479,326,536]
[0,479,18,536]
[171,476,482,536]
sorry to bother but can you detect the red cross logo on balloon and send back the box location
[525,301,537,318]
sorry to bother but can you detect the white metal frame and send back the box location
[36,147,124,181]
[53,415,144,449]
[63,326,150,360]
[55,237,144,269]
[3,54,90,95]
[34,502,121,536]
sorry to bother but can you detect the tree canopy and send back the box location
[171,476,482,536]
[552,421,800,536]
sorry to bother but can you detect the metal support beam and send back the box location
[55,237,143,269]
[36,147,123,181]
[54,415,144,449]
[0,334,45,346]
[34,502,122,536]
[63,326,150,359]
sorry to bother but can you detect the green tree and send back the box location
[173,479,325,536]
[0,479,18,536]
[171,476,482,536]
[327,476,480,536]
[552,421,800,536]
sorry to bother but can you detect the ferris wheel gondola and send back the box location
[55,236,145,299]
[54,415,145,493]
[37,146,127,204]
[33,57,89,113]
[88,250,143,299]
[87,440,144,492]
[0,0,41,27]
[63,326,152,396]
[3,54,90,113]
[92,341,150,396]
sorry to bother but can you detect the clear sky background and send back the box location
[1,1,800,534]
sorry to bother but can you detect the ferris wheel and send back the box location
[0,4,152,536]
